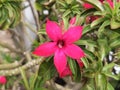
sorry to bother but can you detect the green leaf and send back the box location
[102,63,119,80]
[81,79,95,90]
[34,87,48,90]
[102,63,115,72]
[97,38,111,61]
[103,2,113,15]
[81,58,89,68]
[110,19,120,29]
[35,2,43,12]
[82,24,92,35]
[103,72,119,80]
[98,20,110,37]
[20,67,30,90]
[1,53,13,63]
[57,0,67,7]
[109,36,120,49]
[0,1,21,29]
[95,73,107,90]
[68,58,81,82]
[63,9,71,17]
[35,60,56,87]
[91,17,106,28]
[83,49,96,62]
[62,17,69,30]
[75,39,97,47]
[107,83,114,90]
[68,58,77,75]
[38,29,46,35]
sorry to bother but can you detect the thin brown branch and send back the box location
[0,41,22,54]
[0,57,45,76]
[27,0,40,31]
[0,58,24,70]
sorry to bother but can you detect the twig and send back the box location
[24,51,32,61]
[0,58,24,70]
[27,0,40,31]
[0,57,45,76]
[0,41,22,54]
[27,0,45,43]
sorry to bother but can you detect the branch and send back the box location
[27,0,45,43]
[27,0,40,31]
[0,58,24,70]
[0,41,22,54]
[0,57,46,76]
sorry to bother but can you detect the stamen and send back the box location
[57,40,65,48]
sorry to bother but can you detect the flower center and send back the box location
[57,40,65,48]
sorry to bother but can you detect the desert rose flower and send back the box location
[83,0,113,9]
[0,76,7,85]
[33,19,85,77]
[83,0,104,9]
[69,17,76,27]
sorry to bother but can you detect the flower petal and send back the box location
[60,66,72,77]
[83,3,93,9]
[54,49,67,76]
[64,44,85,59]
[76,59,84,68]
[0,76,7,84]
[46,20,62,41]
[33,42,57,57]
[69,17,76,27]
[107,0,113,8]
[63,26,83,44]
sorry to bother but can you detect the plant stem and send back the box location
[0,57,46,76]
[0,58,24,70]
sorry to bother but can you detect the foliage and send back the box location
[0,0,120,90]
[0,0,21,29]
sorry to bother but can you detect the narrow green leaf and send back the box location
[63,9,71,17]
[109,36,120,48]
[98,20,110,37]
[35,60,56,87]
[68,58,81,82]
[20,67,30,90]
[75,39,97,47]
[81,58,89,68]
[35,87,47,90]
[103,2,113,15]
[68,58,77,75]
[102,63,115,72]
[83,49,96,62]
[97,38,111,61]
[107,83,114,90]
[62,17,69,30]
[110,19,120,29]
[103,72,119,80]
[82,24,92,35]
[91,17,105,28]
[57,0,67,7]
[81,79,95,90]
[95,73,107,90]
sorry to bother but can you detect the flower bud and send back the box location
[0,76,7,85]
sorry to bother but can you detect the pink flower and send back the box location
[0,76,7,85]
[76,59,84,68]
[69,17,76,27]
[60,17,76,33]
[107,0,113,8]
[83,3,93,9]
[83,0,104,9]
[33,20,85,77]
